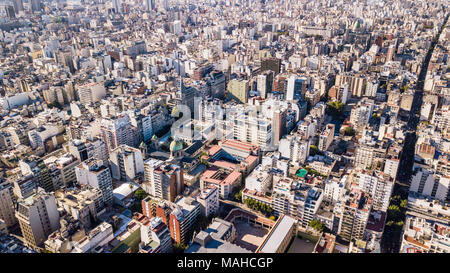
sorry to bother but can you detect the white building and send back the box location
[410,165,450,201]
[358,171,394,212]
[324,175,348,204]
[196,187,219,218]
[109,145,144,182]
[75,158,113,207]
[245,164,273,194]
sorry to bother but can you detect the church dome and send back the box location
[169,139,183,152]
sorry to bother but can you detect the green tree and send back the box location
[134,189,149,201]
[234,189,243,202]
[400,199,408,209]
[309,219,325,232]
[326,101,345,119]
[173,243,188,253]
[344,127,355,136]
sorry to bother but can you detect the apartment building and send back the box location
[169,197,200,245]
[75,158,113,207]
[109,145,144,182]
[15,188,60,250]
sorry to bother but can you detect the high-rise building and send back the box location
[109,145,144,182]
[272,178,323,228]
[410,166,450,202]
[324,176,348,204]
[261,57,281,76]
[75,158,113,207]
[12,0,24,14]
[196,187,219,218]
[77,83,106,106]
[257,70,274,99]
[232,109,272,150]
[112,0,121,13]
[358,171,394,212]
[278,135,310,167]
[227,79,248,104]
[0,182,17,232]
[318,124,335,151]
[68,138,109,165]
[286,76,306,101]
[169,197,200,245]
[350,98,374,131]
[208,71,226,99]
[101,114,136,153]
[144,0,155,10]
[272,109,287,146]
[15,188,60,250]
[176,77,196,116]
[334,189,372,242]
[144,158,184,202]
[30,0,41,13]
[139,216,173,253]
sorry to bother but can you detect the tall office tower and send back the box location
[334,189,372,242]
[144,0,155,10]
[77,83,106,106]
[227,79,249,104]
[0,182,17,232]
[169,197,200,245]
[30,0,41,12]
[318,123,335,151]
[358,171,394,212]
[15,188,60,250]
[257,70,274,99]
[261,57,281,76]
[75,158,113,207]
[13,0,24,14]
[109,145,144,182]
[286,76,306,101]
[101,114,136,153]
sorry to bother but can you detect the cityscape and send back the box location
[0,0,448,256]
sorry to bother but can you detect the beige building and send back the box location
[15,188,61,250]
[0,182,17,232]
[227,79,248,104]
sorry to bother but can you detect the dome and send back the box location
[169,139,183,152]
[151,134,158,141]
